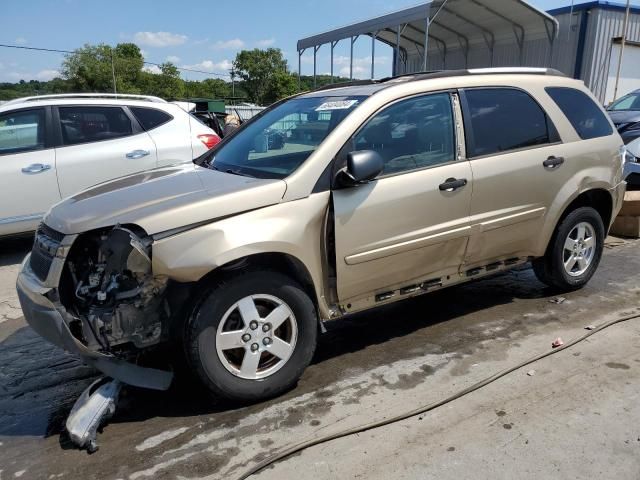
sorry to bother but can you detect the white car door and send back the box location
[54,105,158,198]
[130,105,193,166]
[0,107,61,235]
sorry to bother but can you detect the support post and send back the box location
[231,68,235,97]
[613,0,631,101]
[371,32,377,79]
[313,45,320,88]
[350,36,357,80]
[298,49,304,90]
[110,50,117,94]
[330,41,338,83]
[423,18,430,72]
[396,25,401,76]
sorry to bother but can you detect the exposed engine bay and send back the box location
[59,227,169,354]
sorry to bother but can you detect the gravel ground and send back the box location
[0,236,639,480]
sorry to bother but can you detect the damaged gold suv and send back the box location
[17,69,627,402]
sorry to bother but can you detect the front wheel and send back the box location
[532,206,605,291]
[186,271,318,403]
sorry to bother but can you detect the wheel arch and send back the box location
[542,188,613,256]
[558,188,613,231]
[194,252,326,329]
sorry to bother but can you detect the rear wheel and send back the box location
[532,207,605,291]
[186,271,317,403]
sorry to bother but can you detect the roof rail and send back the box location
[2,93,167,106]
[466,67,566,76]
[309,68,566,93]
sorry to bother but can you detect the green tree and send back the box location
[62,42,143,92]
[264,71,297,105]
[139,62,184,100]
[0,41,259,102]
[233,48,290,105]
[184,78,230,99]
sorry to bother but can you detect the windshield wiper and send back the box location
[225,168,255,178]
[209,163,255,178]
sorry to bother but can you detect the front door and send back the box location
[333,92,473,305]
[54,105,157,197]
[0,107,61,234]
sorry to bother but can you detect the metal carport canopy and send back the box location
[296,0,559,83]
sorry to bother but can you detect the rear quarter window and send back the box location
[130,107,173,131]
[545,87,613,140]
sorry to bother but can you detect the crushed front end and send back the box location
[16,223,174,390]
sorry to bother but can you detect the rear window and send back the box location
[545,87,613,140]
[463,88,557,158]
[131,107,172,131]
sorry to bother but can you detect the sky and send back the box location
[0,0,636,83]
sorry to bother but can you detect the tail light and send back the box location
[198,134,221,149]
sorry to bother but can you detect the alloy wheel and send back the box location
[563,221,596,277]
[215,294,298,379]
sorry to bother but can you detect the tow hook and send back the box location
[66,377,122,453]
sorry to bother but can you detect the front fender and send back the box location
[151,192,331,315]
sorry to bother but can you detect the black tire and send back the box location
[532,206,605,291]
[186,271,317,403]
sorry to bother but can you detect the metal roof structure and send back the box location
[296,0,559,86]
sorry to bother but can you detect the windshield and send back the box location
[207,95,366,179]
[608,92,640,111]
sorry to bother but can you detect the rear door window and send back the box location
[545,87,613,140]
[58,106,133,146]
[462,88,558,158]
[130,107,173,131]
[0,108,46,155]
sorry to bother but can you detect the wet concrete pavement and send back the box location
[1,236,639,479]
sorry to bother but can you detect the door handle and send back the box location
[439,177,467,192]
[543,156,565,169]
[21,163,51,174]
[126,149,150,159]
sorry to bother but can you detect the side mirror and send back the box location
[340,150,384,185]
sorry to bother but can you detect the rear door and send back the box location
[54,105,157,197]
[459,87,571,267]
[0,107,60,234]
[333,92,473,305]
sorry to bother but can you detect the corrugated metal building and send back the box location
[548,1,640,104]
[297,0,640,103]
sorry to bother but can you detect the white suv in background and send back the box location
[0,93,220,237]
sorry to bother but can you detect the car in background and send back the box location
[607,89,640,144]
[0,93,220,237]
[622,136,640,189]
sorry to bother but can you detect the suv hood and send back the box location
[44,164,287,235]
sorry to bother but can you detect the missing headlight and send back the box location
[61,226,168,353]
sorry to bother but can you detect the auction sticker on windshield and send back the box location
[315,99,359,111]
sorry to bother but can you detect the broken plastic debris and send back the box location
[527,370,536,376]
[66,378,122,453]
[585,325,596,330]
[551,337,564,348]
[549,297,566,304]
